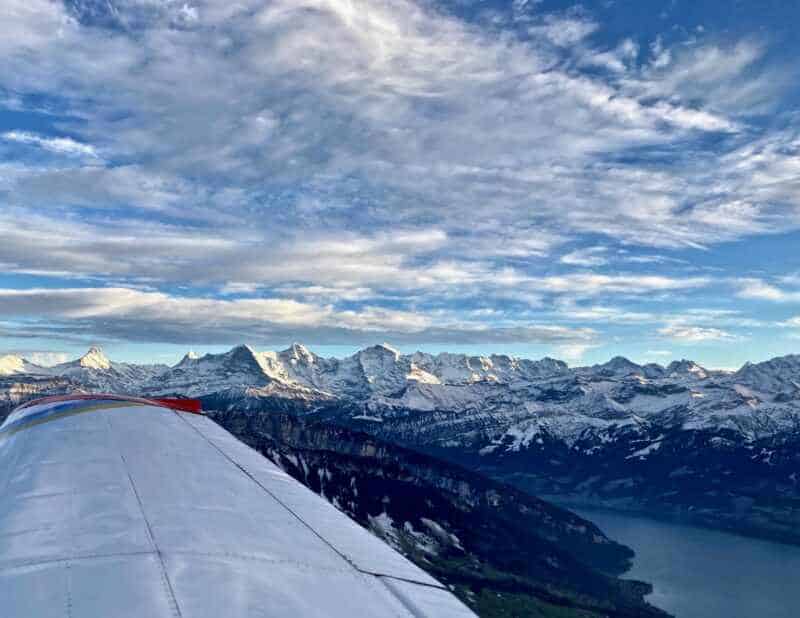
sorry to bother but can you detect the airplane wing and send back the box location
[0,395,476,617]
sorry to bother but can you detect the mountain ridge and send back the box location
[3,343,799,546]
[0,343,756,383]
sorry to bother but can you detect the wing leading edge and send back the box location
[0,396,476,617]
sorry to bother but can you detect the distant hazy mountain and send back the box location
[3,344,799,545]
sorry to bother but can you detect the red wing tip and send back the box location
[152,398,203,414]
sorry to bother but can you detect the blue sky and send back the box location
[1,0,800,368]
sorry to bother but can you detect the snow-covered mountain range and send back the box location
[140,343,800,447]
[2,343,799,544]
[0,344,674,617]
[0,346,166,388]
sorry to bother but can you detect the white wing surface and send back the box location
[0,395,476,617]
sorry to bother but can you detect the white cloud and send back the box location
[0,287,596,345]
[178,4,199,23]
[555,343,597,364]
[634,39,775,115]
[560,246,609,267]
[649,36,671,69]
[2,131,98,158]
[658,324,737,342]
[555,303,657,323]
[6,164,190,213]
[737,279,800,303]
[580,37,639,73]
[528,13,598,47]
[530,273,709,295]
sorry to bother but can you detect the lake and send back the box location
[573,508,800,618]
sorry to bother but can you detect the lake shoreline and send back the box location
[546,494,800,548]
[569,506,800,618]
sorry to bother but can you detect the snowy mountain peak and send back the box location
[226,344,266,368]
[176,351,200,367]
[0,355,25,376]
[594,356,642,376]
[734,354,800,392]
[379,342,401,356]
[0,354,44,376]
[543,356,569,368]
[78,347,111,370]
[231,343,256,354]
[666,359,708,379]
[522,356,569,376]
[283,342,315,361]
[361,343,401,360]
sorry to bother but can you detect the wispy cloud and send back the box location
[658,324,738,343]
[2,131,98,158]
[527,12,598,47]
[0,287,596,346]
[737,279,800,303]
[559,246,609,267]
[530,274,709,295]
[555,343,598,364]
